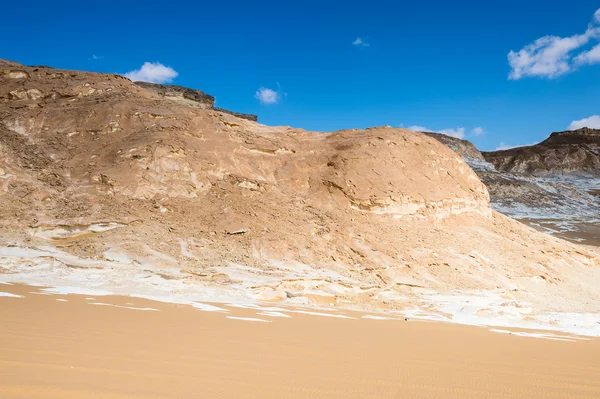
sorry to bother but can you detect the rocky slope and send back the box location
[1,59,600,334]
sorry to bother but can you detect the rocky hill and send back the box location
[483,128,600,176]
[1,59,600,333]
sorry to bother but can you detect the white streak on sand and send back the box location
[257,311,292,318]
[56,299,68,302]
[89,302,159,312]
[0,292,23,298]
[488,328,589,342]
[41,286,113,296]
[362,315,392,320]
[293,310,355,319]
[227,303,287,311]
[226,316,271,323]
[192,303,228,312]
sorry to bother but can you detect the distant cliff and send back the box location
[425,130,600,223]
[482,128,600,176]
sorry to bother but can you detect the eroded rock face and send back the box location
[1,59,600,323]
[482,128,600,176]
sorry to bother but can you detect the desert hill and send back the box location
[1,59,600,330]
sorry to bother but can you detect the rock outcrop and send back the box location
[134,81,258,121]
[134,81,215,109]
[1,60,600,330]
[213,107,258,122]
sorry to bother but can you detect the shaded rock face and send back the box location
[134,82,258,121]
[424,132,492,169]
[2,59,600,325]
[482,128,600,176]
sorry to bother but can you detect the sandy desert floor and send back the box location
[1,284,600,399]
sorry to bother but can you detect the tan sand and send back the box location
[1,284,600,399]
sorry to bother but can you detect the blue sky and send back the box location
[2,0,599,150]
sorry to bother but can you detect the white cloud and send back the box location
[92,54,103,60]
[568,115,600,130]
[407,125,431,132]
[438,128,466,139]
[574,43,600,65]
[508,8,600,79]
[254,87,280,104]
[353,37,369,47]
[406,125,465,139]
[124,62,178,84]
[472,127,485,136]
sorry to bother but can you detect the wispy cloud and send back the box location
[569,115,600,130]
[254,87,280,104]
[407,125,466,139]
[508,8,600,79]
[472,127,485,136]
[574,43,600,65]
[353,37,370,47]
[92,54,103,60]
[407,125,430,132]
[124,62,178,84]
[438,128,466,139]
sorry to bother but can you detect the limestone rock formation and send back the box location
[1,59,600,330]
